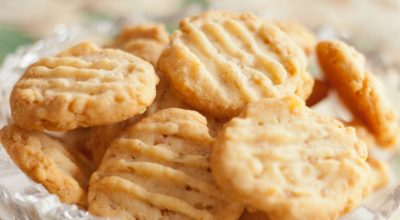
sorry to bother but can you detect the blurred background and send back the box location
[1,0,400,68]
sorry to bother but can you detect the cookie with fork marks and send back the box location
[158,11,312,119]
[88,108,244,219]
[211,97,370,220]
[11,42,158,131]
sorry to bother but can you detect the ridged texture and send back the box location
[158,11,312,118]
[317,40,399,148]
[0,124,94,207]
[88,108,244,220]
[211,97,370,220]
[11,42,158,131]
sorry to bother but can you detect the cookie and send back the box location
[107,24,169,66]
[211,97,370,220]
[0,124,94,206]
[10,42,158,131]
[317,40,399,148]
[158,11,313,118]
[306,79,329,106]
[88,108,244,219]
[275,20,316,56]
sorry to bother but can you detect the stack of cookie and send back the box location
[0,11,398,220]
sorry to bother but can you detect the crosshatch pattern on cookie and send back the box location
[10,42,158,131]
[88,108,243,220]
[158,11,312,118]
[211,97,370,220]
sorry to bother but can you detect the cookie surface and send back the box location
[0,124,94,206]
[88,108,244,219]
[108,24,169,66]
[11,42,158,131]
[275,20,316,56]
[211,97,370,220]
[317,40,399,148]
[158,11,312,118]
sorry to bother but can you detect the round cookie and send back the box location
[275,20,316,56]
[317,40,399,148]
[10,42,158,131]
[0,124,94,206]
[88,108,244,219]
[107,24,169,66]
[158,11,313,118]
[211,97,370,220]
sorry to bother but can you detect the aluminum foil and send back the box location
[1,19,400,220]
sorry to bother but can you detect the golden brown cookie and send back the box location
[306,79,329,106]
[0,124,94,207]
[317,40,399,148]
[88,108,244,219]
[107,24,169,66]
[158,11,313,119]
[275,20,316,56]
[10,42,158,131]
[211,97,370,220]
